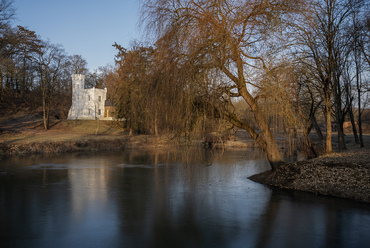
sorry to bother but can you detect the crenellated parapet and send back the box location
[72,74,85,82]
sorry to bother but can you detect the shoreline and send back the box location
[249,148,370,203]
[1,116,369,204]
[0,135,183,157]
[1,136,369,204]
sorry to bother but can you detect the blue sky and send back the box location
[14,0,142,71]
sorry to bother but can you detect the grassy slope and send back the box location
[0,114,127,144]
[0,114,181,155]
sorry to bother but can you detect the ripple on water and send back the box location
[28,163,68,170]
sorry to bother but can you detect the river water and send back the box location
[0,148,369,248]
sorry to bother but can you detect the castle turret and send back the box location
[68,74,85,120]
[72,74,85,102]
[68,74,108,120]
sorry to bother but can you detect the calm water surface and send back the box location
[0,149,369,248]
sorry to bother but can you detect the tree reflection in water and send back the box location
[0,148,369,248]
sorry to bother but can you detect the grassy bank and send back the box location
[0,114,257,156]
[0,115,181,156]
[0,136,180,156]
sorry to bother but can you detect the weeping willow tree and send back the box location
[137,0,307,169]
[112,42,220,137]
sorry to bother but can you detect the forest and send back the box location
[1,0,369,167]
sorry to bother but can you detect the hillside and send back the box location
[0,112,125,144]
[0,112,178,155]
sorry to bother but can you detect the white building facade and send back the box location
[67,74,107,120]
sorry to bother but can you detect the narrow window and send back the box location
[88,95,90,101]
[98,96,102,102]
[98,109,102,115]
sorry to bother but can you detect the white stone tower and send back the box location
[67,74,107,120]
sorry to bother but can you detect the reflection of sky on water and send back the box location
[0,149,370,247]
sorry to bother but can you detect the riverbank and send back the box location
[1,114,370,203]
[0,114,254,156]
[249,148,370,203]
[0,114,181,155]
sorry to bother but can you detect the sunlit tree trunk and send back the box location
[238,87,282,169]
[41,75,50,130]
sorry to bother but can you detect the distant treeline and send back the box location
[0,1,113,129]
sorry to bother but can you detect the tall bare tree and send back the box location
[352,9,370,147]
[0,0,15,107]
[292,0,364,153]
[36,42,67,130]
[0,0,14,26]
[69,54,88,75]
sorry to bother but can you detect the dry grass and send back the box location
[0,116,127,144]
[0,115,182,155]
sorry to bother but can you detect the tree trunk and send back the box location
[348,107,359,144]
[358,95,364,147]
[311,114,324,140]
[353,12,364,148]
[238,87,282,169]
[346,84,359,144]
[356,72,364,148]
[42,76,49,131]
[307,89,323,140]
[154,111,158,136]
[334,83,346,151]
[43,96,49,130]
[303,129,318,158]
[324,96,333,154]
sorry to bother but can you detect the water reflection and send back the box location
[0,149,369,248]
[67,157,111,219]
[255,188,370,248]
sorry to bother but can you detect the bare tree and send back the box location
[352,9,370,147]
[69,54,88,75]
[292,0,364,153]
[0,0,15,26]
[36,41,67,130]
